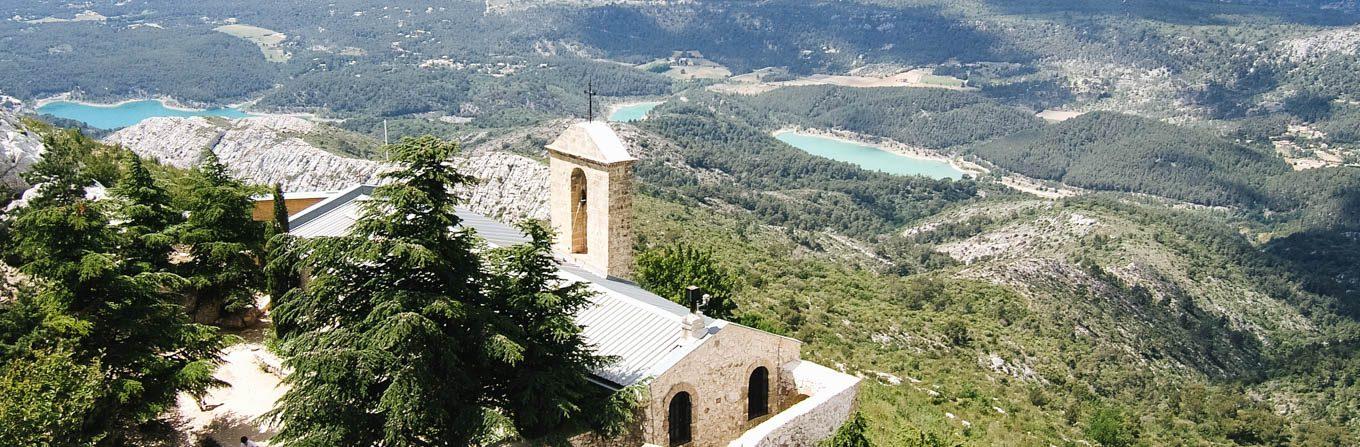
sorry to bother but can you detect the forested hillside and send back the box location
[699,86,1044,149]
[633,102,984,239]
[966,112,1360,228]
[969,112,1288,207]
[631,191,1360,446]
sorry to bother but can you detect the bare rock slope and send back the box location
[1,110,44,191]
[106,116,382,191]
[106,116,548,221]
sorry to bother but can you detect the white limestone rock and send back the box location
[1282,26,1360,62]
[454,151,549,221]
[0,261,23,304]
[106,116,385,191]
[0,110,44,192]
[107,115,550,222]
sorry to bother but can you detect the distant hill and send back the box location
[727,85,1045,149]
[969,112,1291,208]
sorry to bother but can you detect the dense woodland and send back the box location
[632,192,1360,446]
[968,112,1360,228]
[637,102,982,239]
[0,23,279,104]
[706,86,1045,149]
[971,112,1288,206]
[661,86,1358,232]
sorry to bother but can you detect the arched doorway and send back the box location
[668,391,692,446]
[748,367,769,419]
[570,168,587,254]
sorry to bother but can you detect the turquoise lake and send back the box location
[36,100,250,130]
[608,101,663,122]
[775,132,964,180]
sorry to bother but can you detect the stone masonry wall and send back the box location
[642,325,803,447]
[548,150,634,279]
[604,162,634,278]
[727,361,861,447]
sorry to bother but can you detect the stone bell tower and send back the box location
[546,121,637,279]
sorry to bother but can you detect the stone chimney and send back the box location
[546,121,637,279]
[681,286,707,342]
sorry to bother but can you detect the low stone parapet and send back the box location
[727,360,860,447]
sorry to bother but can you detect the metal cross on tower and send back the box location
[584,80,598,121]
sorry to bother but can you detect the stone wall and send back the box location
[640,324,803,447]
[548,150,634,279]
[726,361,860,447]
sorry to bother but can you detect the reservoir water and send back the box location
[608,101,663,122]
[36,100,250,130]
[775,132,964,180]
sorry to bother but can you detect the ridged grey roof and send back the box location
[286,186,719,388]
[287,184,373,235]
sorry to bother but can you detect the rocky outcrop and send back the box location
[1,110,44,192]
[0,261,24,304]
[454,151,549,221]
[1282,26,1360,62]
[107,115,550,222]
[106,116,386,191]
[485,0,689,14]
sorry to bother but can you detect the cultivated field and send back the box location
[215,24,290,63]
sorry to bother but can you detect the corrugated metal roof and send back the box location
[288,184,373,231]
[285,186,718,387]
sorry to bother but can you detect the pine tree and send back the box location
[269,136,629,445]
[110,152,181,272]
[3,138,225,444]
[20,129,102,209]
[272,182,290,233]
[268,136,503,446]
[482,221,617,440]
[0,348,102,446]
[636,243,739,319]
[264,183,299,303]
[173,149,264,319]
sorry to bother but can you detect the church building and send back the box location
[266,121,860,446]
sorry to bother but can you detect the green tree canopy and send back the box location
[1,135,225,445]
[482,221,623,440]
[636,243,739,319]
[172,149,264,317]
[272,182,290,233]
[0,348,102,446]
[822,412,874,447]
[264,183,299,303]
[1086,405,1139,447]
[18,128,121,209]
[110,152,182,272]
[269,136,629,446]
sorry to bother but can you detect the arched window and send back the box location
[748,367,769,419]
[570,168,588,254]
[668,391,692,446]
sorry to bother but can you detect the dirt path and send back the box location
[174,325,287,446]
